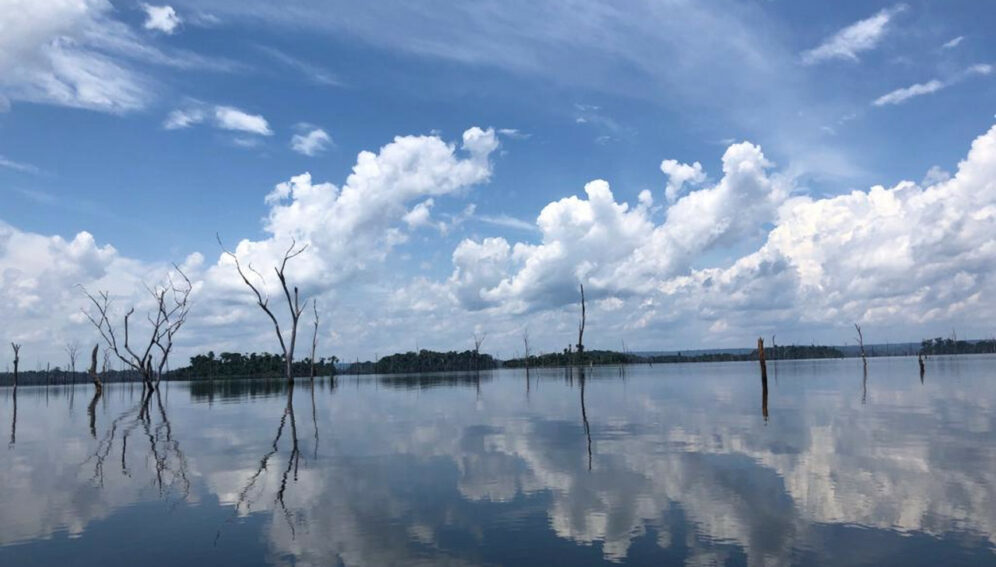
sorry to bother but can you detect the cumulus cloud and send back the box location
[801,4,907,64]
[204,126,497,300]
[141,4,182,34]
[437,122,996,353]
[7,123,996,364]
[660,159,706,202]
[291,127,332,156]
[449,141,785,312]
[873,64,992,106]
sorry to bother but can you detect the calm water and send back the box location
[1,357,995,566]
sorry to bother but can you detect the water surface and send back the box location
[1,356,995,566]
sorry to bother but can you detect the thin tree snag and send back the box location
[918,352,925,383]
[473,332,486,372]
[757,337,767,382]
[576,283,586,365]
[854,323,868,371]
[522,328,531,391]
[219,235,307,384]
[10,343,20,388]
[310,301,319,381]
[88,344,102,394]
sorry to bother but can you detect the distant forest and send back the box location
[169,351,339,380]
[4,340,995,385]
[920,337,996,355]
[503,344,844,368]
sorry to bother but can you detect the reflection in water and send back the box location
[7,387,14,447]
[87,390,100,438]
[2,358,996,566]
[579,368,592,471]
[761,370,769,422]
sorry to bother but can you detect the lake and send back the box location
[1,356,995,566]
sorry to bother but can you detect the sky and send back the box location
[1,0,995,368]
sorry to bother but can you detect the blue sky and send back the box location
[2,1,996,366]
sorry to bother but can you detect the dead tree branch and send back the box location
[219,235,308,384]
[79,266,191,390]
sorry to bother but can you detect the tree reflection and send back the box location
[219,386,301,542]
[579,367,592,471]
[8,387,15,447]
[84,388,189,503]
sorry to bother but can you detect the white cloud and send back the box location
[1,127,499,365]
[7,123,996,365]
[941,35,964,49]
[497,128,530,140]
[163,103,273,138]
[801,4,907,64]
[0,155,40,174]
[449,141,784,313]
[214,106,272,135]
[873,64,992,106]
[660,159,706,202]
[0,0,235,114]
[291,127,332,156]
[162,107,205,129]
[141,4,182,34]
[873,79,944,106]
[433,122,996,354]
[257,45,340,86]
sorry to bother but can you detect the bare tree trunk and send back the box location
[473,333,486,373]
[576,283,586,366]
[88,344,103,394]
[855,323,867,371]
[757,337,767,382]
[310,302,319,381]
[523,328,531,392]
[219,236,307,385]
[10,343,20,389]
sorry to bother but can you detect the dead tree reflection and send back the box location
[84,388,190,504]
[219,387,301,543]
[762,371,769,423]
[8,387,15,447]
[579,368,592,471]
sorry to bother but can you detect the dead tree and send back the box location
[473,332,487,372]
[309,302,319,381]
[220,236,308,384]
[522,328,531,390]
[576,283,586,365]
[758,337,767,382]
[10,343,20,388]
[854,323,868,371]
[65,341,80,384]
[88,344,102,394]
[81,266,191,392]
